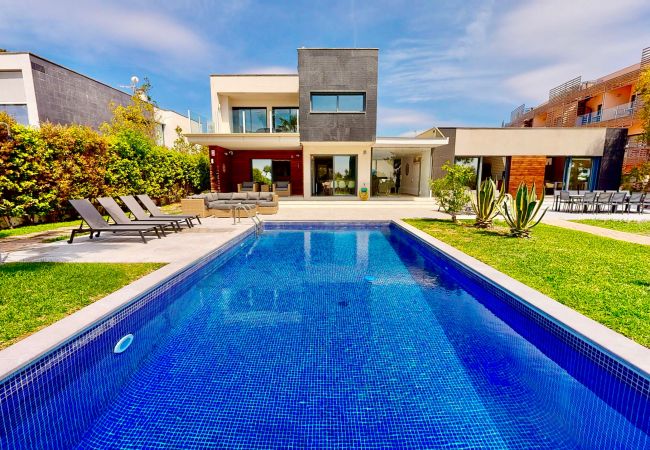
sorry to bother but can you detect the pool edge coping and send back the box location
[392,219,650,379]
[0,225,256,382]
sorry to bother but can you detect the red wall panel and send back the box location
[208,147,303,195]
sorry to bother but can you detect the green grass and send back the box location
[0,220,80,239]
[572,219,650,236]
[404,219,650,347]
[0,262,164,349]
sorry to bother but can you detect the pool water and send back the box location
[3,225,649,449]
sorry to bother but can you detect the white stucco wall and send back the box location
[0,53,39,126]
[155,108,197,148]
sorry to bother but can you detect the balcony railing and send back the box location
[186,111,299,134]
[188,112,216,134]
[575,100,643,126]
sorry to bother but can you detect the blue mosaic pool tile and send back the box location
[0,223,648,449]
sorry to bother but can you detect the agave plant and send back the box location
[499,182,547,238]
[470,178,506,228]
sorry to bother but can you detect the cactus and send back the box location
[499,183,547,238]
[471,178,506,228]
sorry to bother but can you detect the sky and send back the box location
[2,0,650,136]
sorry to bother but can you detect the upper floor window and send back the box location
[310,93,366,113]
[232,107,268,133]
[0,104,29,125]
[272,108,298,132]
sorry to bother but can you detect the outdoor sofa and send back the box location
[181,192,279,218]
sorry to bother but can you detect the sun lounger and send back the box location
[135,194,201,226]
[68,199,161,244]
[120,195,193,228]
[97,197,181,235]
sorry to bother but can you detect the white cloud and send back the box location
[0,0,216,75]
[381,0,650,108]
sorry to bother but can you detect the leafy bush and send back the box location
[499,182,547,238]
[429,162,474,223]
[0,100,209,226]
[621,162,650,192]
[471,178,506,228]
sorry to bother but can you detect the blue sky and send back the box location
[2,0,650,136]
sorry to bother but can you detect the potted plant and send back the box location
[359,183,369,201]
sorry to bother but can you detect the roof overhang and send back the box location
[185,133,301,150]
[373,136,449,149]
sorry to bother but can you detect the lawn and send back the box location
[0,262,163,349]
[0,220,80,239]
[572,219,650,237]
[404,219,650,348]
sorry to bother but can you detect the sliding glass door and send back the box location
[312,155,357,196]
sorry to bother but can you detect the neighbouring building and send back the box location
[0,52,195,148]
[505,46,649,173]
[186,47,630,199]
[185,48,449,198]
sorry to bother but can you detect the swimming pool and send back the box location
[1,222,648,448]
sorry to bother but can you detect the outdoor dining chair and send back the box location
[626,192,644,213]
[581,192,597,213]
[595,192,613,213]
[610,192,627,213]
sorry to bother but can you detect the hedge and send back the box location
[0,112,209,225]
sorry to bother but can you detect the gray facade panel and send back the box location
[597,128,627,190]
[30,55,131,129]
[298,49,377,142]
[431,128,457,180]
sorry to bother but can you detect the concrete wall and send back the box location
[29,54,131,129]
[453,128,608,157]
[0,53,40,126]
[298,48,378,142]
[431,128,457,180]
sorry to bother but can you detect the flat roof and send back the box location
[297,47,379,50]
[210,73,297,77]
[1,51,131,97]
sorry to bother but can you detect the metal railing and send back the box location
[575,100,643,126]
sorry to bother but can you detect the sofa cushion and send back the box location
[259,192,273,201]
[275,181,289,190]
[207,202,232,210]
[258,201,278,207]
[231,192,247,201]
[246,192,260,200]
[225,200,246,204]
[217,193,232,200]
[205,193,219,202]
[242,200,259,205]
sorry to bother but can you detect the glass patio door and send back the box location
[312,155,357,196]
[565,158,597,191]
[333,155,357,196]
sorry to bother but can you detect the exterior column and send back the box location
[209,147,220,192]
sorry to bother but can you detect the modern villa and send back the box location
[186,48,630,198]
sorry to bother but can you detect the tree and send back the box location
[172,126,206,155]
[638,68,650,145]
[429,162,474,223]
[101,78,157,142]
